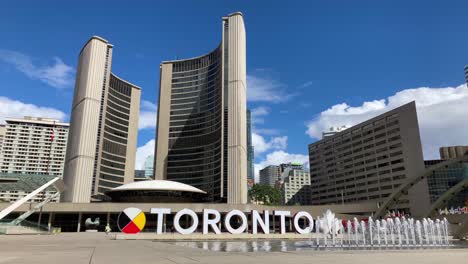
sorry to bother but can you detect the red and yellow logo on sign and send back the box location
[118,207,146,234]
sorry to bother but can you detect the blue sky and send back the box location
[1,1,468,179]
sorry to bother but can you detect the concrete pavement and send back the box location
[0,233,467,264]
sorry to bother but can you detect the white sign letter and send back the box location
[252,210,270,234]
[203,209,221,234]
[293,211,314,234]
[274,210,291,234]
[224,209,248,234]
[150,208,171,234]
[174,208,199,235]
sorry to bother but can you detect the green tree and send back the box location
[248,184,282,205]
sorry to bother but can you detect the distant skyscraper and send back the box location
[259,165,280,187]
[62,36,141,203]
[154,12,247,204]
[144,155,154,178]
[464,65,468,84]
[246,110,254,182]
[134,169,148,182]
[0,117,69,177]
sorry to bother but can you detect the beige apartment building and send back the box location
[281,169,311,205]
[0,117,68,176]
[0,117,69,202]
[308,102,430,216]
[62,36,140,203]
[155,12,247,204]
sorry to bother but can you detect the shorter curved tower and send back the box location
[63,36,141,203]
[155,13,247,204]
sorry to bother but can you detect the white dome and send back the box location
[107,180,206,194]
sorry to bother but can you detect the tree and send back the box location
[248,184,282,205]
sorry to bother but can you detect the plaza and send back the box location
[0,233,467,264]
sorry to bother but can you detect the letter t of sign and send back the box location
[150,208,171,234]
[274,211,291,234]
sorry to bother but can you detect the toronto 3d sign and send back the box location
[118,207,317,235]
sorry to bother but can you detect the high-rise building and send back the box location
[0,125,5,155]
[0,117,69,177]
[0,117,68,202]
[259,165,280,187]
[62,36,141,203]
[281,169,311,205]
[246,109,254,182]
[308,102,429,216]
[154,12,247,204]
[464,65,468,84]
[439,146,468,160]
[134,169,149,182]
[259,162,305,188]
[144,155,154,178]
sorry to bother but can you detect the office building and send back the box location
[0,117,69,177]
[308,102,428,215]
[440,146,468,160]
[63,36,141,203]
[259,165,280,187]
[281,169,311,205]
[144,155,154,178]
[134,170,149,182]
[247,110,254,182]
[154,12,247,204]
[425,146,468,207]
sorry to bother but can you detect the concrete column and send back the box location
[37,207,43,228]
[77,213,82,232]
[47,213,53,232]
[272,216,275,233]
[106,212,110,225]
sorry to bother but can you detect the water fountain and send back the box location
[310,209,451,249]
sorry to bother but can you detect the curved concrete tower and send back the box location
[155,12,247,204]
[63,36,141,203]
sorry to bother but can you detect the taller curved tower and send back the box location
[155,12,247,204]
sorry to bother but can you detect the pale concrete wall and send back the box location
[225,13,247,204]
[63,37,112,203]
[154,64,172,180]
[125,86,141,184]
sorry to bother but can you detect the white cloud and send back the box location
[252,128,281,136]
[135,139,155,170]
[247,73,291,102]
[0,49,74,89]
[139,100,157,130]
[254,150,309,182]
[306,84,468,159]
[0,96,66,124]
[250,106,269,124]
[252,133,287,154]
[299,81,313,89]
